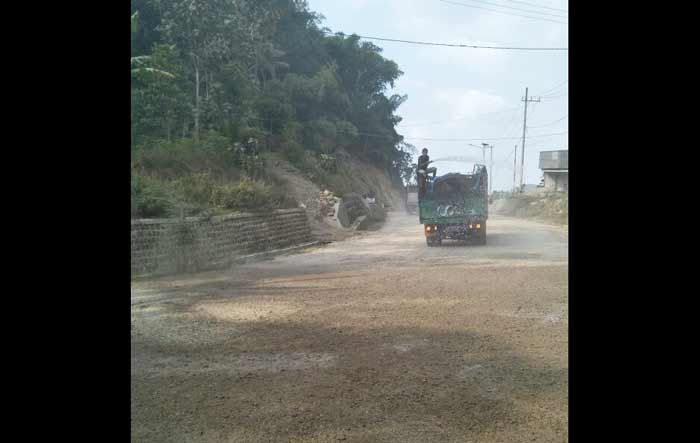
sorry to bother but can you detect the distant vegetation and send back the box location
[131,0,416,218]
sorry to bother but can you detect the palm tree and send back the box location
[131,11,175,79]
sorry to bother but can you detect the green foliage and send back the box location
[131,172,176,218]
[176,172,216,204]
[319,153,337,172]
[211,178,294,212]
[133,134,235,178]
[131,44,186,143]
[198,130,230,153]
[395,141,418,185]
[131,11,138,35]
[132,168,297,218]
[320,163,356,197]
[131,1,162,56]
[131,0,409,216]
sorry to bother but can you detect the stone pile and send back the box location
[318,190,339,217]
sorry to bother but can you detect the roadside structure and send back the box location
[539,150,568,192]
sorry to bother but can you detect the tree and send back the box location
[159,0,255,144]
[250,41,289,92]
[131,11,175,79]
[131,0,409,180]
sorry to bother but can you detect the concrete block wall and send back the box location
[131,208,312,277]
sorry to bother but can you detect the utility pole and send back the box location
[513,144,517,193]
[520,87,541,192]
[481,143,493,195]
[489,144,493,195]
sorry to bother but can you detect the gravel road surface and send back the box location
[131,211,568,442]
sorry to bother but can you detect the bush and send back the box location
[131,173,176,218]
[211,178,273,211]
[319,153,337,172]
[282,142,305,165]
[176,172,216,204]
[199,130,231,153]
[132,133,237,178]
[278,122,305,164]
[132,167,298,218]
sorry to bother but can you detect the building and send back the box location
[539,150,568,192]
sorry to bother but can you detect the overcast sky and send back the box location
[307,0,568,191]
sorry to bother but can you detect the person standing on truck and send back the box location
[417,148,436,197]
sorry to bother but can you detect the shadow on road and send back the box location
[132,301,567,442]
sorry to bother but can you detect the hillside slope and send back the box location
[267,153,404,241]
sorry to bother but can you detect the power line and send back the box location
[541,86,567,97]
[542,93,568,99]
[399,106,521,128]
[528,115,568,128]
[395,131,568,142]
[353,129,568,142]
[503,145,516,163]
[438,0,567,19]
[525,129,567,143]
[324,31,567,50]
[498,107,522,182]
[499,0,568,13]
[437,0,568,24]
[536,80,567,96]
[500,103,524,140]
[526,101,540,121]
[541,91,567,98]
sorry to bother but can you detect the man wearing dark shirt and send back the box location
[417,149,430,172]
[417,148,436,197]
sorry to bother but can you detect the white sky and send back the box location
[307,0,568,191]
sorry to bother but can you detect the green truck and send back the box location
[419,164,488,246]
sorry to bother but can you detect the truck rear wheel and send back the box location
[426,233,442,247]
[475,223,487,245]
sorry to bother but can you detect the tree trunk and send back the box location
[206,71,211,99]
[194,62,201,146]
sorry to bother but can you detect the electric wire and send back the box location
[536,80,567,96]
[437,0,568,24]
[527,115,567,128]
[499,0,568,13]
[398,106,521,128]
[438,0,567,19]
[323,30,567,50]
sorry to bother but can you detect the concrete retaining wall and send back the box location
[131,208,312,277]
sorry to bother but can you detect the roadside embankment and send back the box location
[491,192,568,225]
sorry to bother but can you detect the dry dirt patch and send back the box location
[193,298,301,322]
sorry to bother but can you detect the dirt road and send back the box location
[131,212,568,443]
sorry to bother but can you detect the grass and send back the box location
[131,133,298,218]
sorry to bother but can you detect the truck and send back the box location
[405,184,419,214]
[419,164,488,246]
